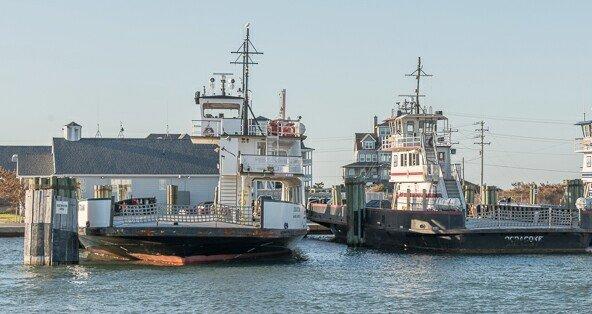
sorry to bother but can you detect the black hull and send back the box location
[361,208,592,253]
[78,226,306,265]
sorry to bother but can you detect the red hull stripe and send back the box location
[391,172,424,176]
[397,193,441,198]
[129,251,291,266]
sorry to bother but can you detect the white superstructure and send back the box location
[191,74,308,229]
[381,59,465,211]
[575,120,592,198]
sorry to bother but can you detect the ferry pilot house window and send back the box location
[587,156,592,168]
[406,122,414,135]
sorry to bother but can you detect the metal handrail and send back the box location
[239,154,303,174]
[467,205,579,229]
[114,204,255,226]
[191,119,222,137]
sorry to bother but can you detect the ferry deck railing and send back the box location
[382,136,422,150]
[191,119,222,137]
[240,154,303,175]
[114,204,255,226]
[467,204,579,229]
[574,138,592,152]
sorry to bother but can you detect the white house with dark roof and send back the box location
[15,123,219,205]
[343,116,392,186]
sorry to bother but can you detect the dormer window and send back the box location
[363,140,375,150]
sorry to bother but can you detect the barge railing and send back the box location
[467,204,579,229]
[114,204,255,226]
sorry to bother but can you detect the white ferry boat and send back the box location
[78,26,308,265]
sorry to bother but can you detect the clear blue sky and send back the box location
[1,1,591,187]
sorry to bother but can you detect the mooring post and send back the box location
[345,178,365,246]
[23,177,79,266]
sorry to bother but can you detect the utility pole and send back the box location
[279,89,286,119]
[474,121,490,188]
[231,23,263,135]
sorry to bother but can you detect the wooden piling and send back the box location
[23,178,79,266]
[345,179,365,246]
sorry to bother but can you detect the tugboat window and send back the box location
[406,122,414,135]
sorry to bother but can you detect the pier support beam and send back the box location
[345,179,365,246]
[23,178,79,266]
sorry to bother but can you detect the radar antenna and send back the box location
[231,23,263,135]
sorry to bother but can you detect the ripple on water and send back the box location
[2,236,592,312]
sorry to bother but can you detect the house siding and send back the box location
[76,175,219,205]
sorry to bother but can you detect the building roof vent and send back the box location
[63,122,82,141]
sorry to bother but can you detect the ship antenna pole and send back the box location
[231,23,263,135]
[404,57,433,114]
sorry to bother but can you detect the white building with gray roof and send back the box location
[12,123,219,205]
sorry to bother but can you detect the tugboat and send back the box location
[78,25,309,265]
[310,58,592,253]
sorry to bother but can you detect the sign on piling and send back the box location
[23,188,79,266]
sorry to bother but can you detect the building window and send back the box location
[372,154,377,162]
[587,156,592,168]
[393,155,398,167]
[111,179,132,202]
[401,154,408,166]
[406,122,414,135]
[359,154,365,162]
[363,140,375,150]
[438,152,445,162]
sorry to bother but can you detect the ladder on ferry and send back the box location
[219,175,238,206]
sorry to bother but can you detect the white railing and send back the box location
[240,154,303,175]
[575,138,592,152]
[467,205,579,229]
[382,136,422,150]
[114,204,254,226]
[425,164,441,180]
[192,120,222,137]
[247,123,266,136]
[451,163,463,181]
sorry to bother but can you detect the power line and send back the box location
[448,112,573,125]
[464,161,579,174]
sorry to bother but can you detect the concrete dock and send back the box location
[0,223,24,237]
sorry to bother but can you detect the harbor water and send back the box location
[2,236,592,313]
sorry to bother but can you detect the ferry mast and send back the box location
[400,57,433,114]
[231,23,263,135]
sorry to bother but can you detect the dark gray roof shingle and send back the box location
[18,154,54,176]
[0,146,52,172]
[52,138,218,175]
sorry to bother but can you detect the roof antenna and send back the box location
[95,123,102,138]
[231,22,263,135]
[118,122,125,138]
[399,57,433,114]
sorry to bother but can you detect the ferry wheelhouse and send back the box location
[382,102,465,211]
